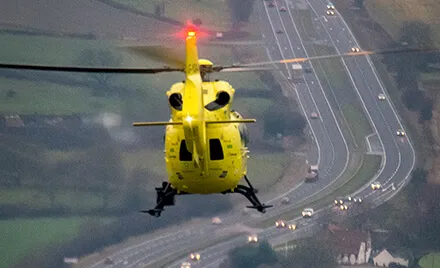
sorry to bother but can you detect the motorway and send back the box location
[164,0,416,267]
[81,0,415,267]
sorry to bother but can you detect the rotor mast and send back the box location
[182,30,208,175]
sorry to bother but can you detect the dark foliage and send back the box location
[228,0,254,24]
[229,241,278,268]
[263,100,306,137]
[279,238,337,268]
[354,0,364,9]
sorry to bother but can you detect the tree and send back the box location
[75,49,122,96]
[419,99,433,121]
[401,89,425,111]
[228,0,254,25]
[280,238,336,268]
[85,138,124,210]
[229,241,278,268]
[354,0,364,9]
[409,168,428,193]
[389,262,407,268]
[263,100,306,137]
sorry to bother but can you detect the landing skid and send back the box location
[142,176,272,217]
[223,175,272,213]
[140,181,178,217]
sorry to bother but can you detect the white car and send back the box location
[351,47,360,52]
[181,262,191,268]
[190,253,201,261]
[211,217,222,224]
[288,224,297,230]
[353,197,363,203]
[326,10,335,15]
[279,6,287,11]
[302,208,314,217]
[327,2,335,9]
[396,129,406,136]
[311,112,319,119]
[275,220,286,228]
[371,181,381,190]
[334,196,351,205]
[378,93,386,100]
[339,204,349,210]
[247,235,258,243]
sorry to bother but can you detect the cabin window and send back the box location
[179,140,192,161]
[209,139,224,160]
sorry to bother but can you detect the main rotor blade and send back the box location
[217,67,275,72]
[0,63,183,74]
[231,47,440,68]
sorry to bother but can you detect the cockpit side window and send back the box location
[179,140,192,161]
[209,139,224,160]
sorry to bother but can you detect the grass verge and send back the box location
[311,44,373,150]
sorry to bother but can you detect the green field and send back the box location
[365,0,440,46]
[419,252,440,268]
[112,0,231,31]
[0,217,115,268]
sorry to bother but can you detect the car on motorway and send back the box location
[267,1,274,7]
[279,6,287,12]
[326,2,335,9]
[247,235,258,243]
[104,257,114,265]
[181,262,191,268]
[275,220,286,228]
[353,197,363,203]
[311,112,319,119]
[378,93,386,100]
[326,10,335,15]
[288,224,297,230]
[334,196,351,205]
[396,129,406,136]
[351,47,360,52]
[339,204,349,210]
[190,253,201,261]
[302,208,314,217]
[371,181,382,190]
[281,196,290,204]
[212,217,222,224]
[276,29,284,34]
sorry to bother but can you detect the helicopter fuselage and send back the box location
[164,80,249,194]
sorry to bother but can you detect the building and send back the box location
[325,225,372,265]
[372,249,409,267]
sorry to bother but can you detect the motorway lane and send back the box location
[257,0,351,206]
[304,0,415,198]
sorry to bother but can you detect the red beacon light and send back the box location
[187,30,196,37]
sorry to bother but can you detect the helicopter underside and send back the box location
[169,171,242,194]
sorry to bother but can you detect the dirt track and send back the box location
[0,0,180,39]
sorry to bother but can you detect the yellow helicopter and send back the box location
[132,28,273,216]
[0,25,436,217]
